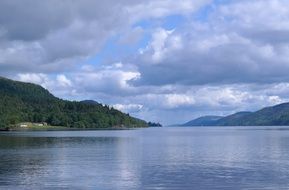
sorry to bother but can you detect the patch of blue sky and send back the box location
[85,32,151,66]
[133,19,153,30]
[162,14,186,30]
[118,32,151,55]
[194,4,213,21]
[133,14,185,30]
[213,0,234,5]
[85,36,119,66]
[86,13,201,67]
[193,0,233,21]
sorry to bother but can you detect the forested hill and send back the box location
[182,103,289,126]
[217,103,289,126]
[0,77,147,128]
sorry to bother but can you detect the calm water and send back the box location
[1,127,289,190]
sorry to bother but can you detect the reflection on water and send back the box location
[1,127,289,189]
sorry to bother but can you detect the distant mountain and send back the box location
[182,102,289,126]
[182,116,223,126]
[0,77,147,129]
[218,103,289,126]
[216,112,252,126]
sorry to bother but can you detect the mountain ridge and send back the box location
[181,103,289,126]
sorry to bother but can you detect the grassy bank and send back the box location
[8,123,68,131]
[0,122,143,131]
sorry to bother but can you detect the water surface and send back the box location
[1,127,289,189]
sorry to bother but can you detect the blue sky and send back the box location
[1,0,289,125]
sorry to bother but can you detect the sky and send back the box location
[1,0,289,125]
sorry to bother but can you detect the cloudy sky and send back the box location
[1,0,289,125]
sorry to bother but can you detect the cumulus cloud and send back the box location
[74,65,140,96]
[16,73,76,98]
[133,0,289,86]
[57,75,72,87]
[164,94,195,108]
[0,0,209,73]
[17,73,49,86]
[113,104,143,113]
[3,0,289,124]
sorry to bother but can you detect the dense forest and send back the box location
[0,77,147,129]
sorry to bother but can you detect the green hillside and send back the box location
[220,103,289,126]
[216,112,252,126]
[182,103,289,126]
[182,116,223,126]
[0,77,147,129]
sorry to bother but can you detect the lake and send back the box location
[1,127,289,190]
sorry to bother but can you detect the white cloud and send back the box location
[164,94,195,108]
[16,73,77,99]
[113,104,143,113]
[17,73,50,88]
[151,28,174,63]
[57,75,72,87]
[139,28,183,64]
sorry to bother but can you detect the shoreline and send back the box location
[0,126,146,132]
